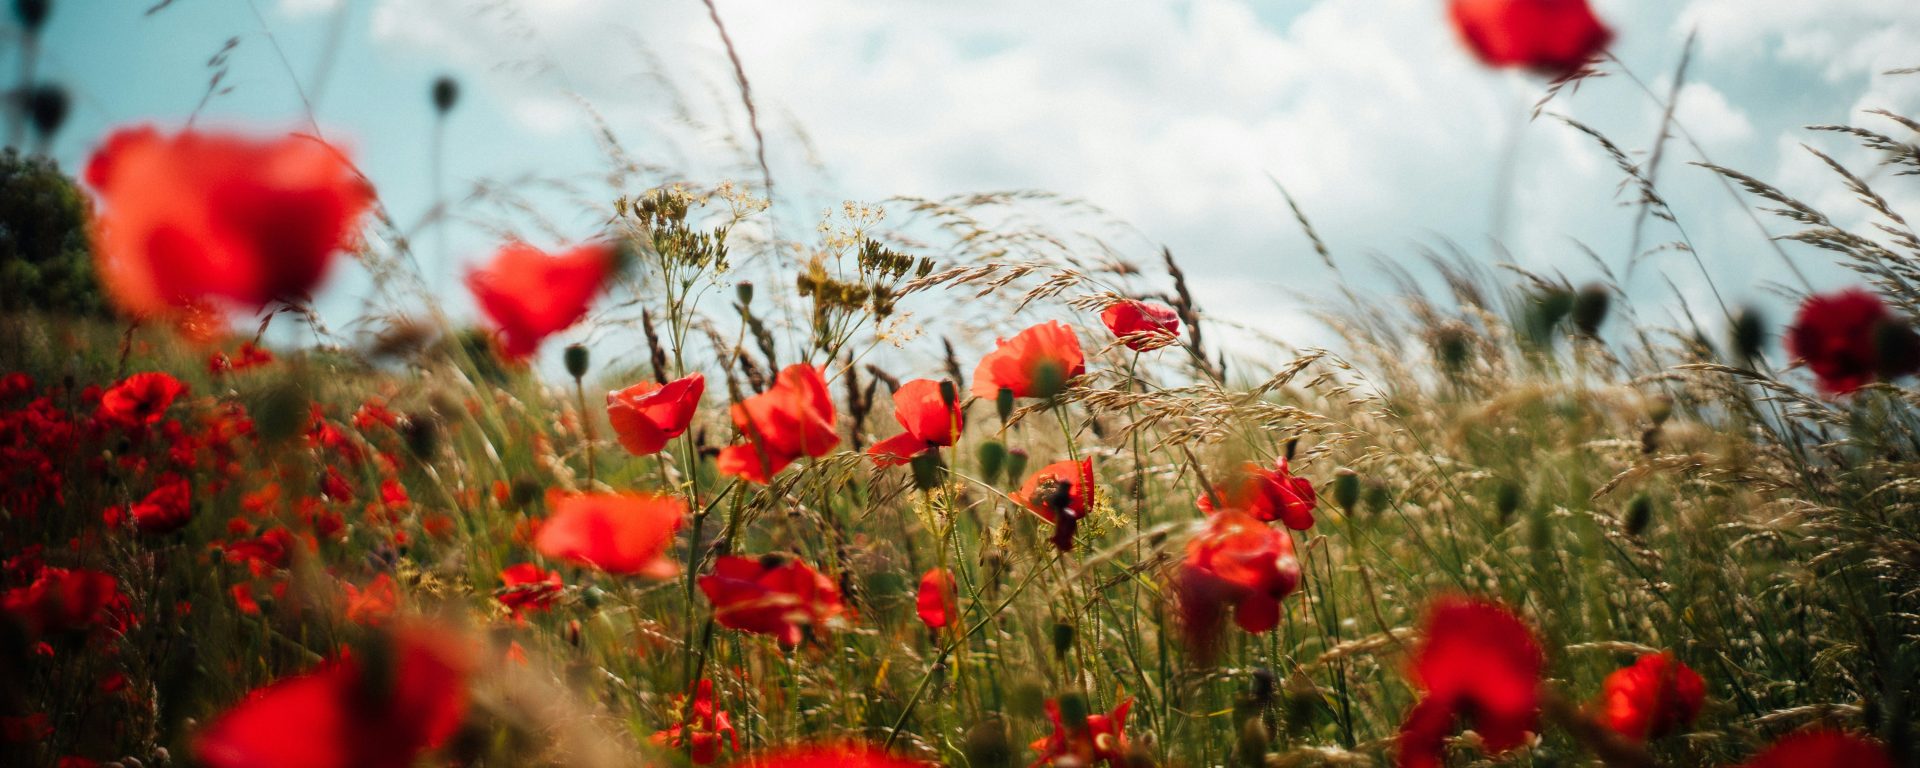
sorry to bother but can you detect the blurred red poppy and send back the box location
[1449,0,1612,74]
[1736,731,1894,768]
[1,567,121,636]
[97,372,185,430]
[127,473,193,535]
[464,242,615,360]
[1011,457,1095,552]
[1030,697,1133,767]
[84,127,373,319]
[716,364,838,483]
[915,567,957,630]
[738,743,929,768]
[650,679,738,765]
[607,373,705,456]
[342,574,398,626]
[1785,288,1920,395]
[534,492,685,578]
[195,626,472,768]
[971,321,1085,400]
[1599,652,1705,742]
[1100,300,1181,352]
[496,562,564,617]
[1178,510,1301,642]
[698,554,846,647]
[1197,457,1317,531]
[1398,597,1543,768]
[869,379,964,466]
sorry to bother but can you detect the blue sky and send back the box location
[11,0,1920,371]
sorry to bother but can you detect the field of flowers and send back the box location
[4,0,1920,767]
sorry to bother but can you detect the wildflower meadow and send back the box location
[2,0,1919,766]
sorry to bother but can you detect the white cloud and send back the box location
[1672,82,1753,147]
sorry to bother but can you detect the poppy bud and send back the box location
[1364,480,1390,512]
[510,479,541,508]
[1009,679,1047,718]
[1495,481,1523,525]
[1527,287,1576,345]
[1234,716,1268,768]
[25,84,68,141]
[1572,282,1611,337]
[909,451,944,491]
[1051,621,1074,658]
[1056,692,1089,726]
[1031,361,1067,400]
[736,281,754,306]
[563,344,590,379]
[1432,323,1474,374]
[580,585,605,610]
[402,414,439,459]
[1332,468,1360,512]
[12,0,49,33]
[566,619,582,647]
[996,387,1015,424]
[1648,394,1673,426]
[1624,493,1653,536]
[976,440,1007,486]
[1005,449,1029,489]
[1730,306,1767,363]
[431,75,459,114]
[962,718,1015,768]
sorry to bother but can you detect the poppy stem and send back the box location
[575,376,595,486]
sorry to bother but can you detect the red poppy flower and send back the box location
[1449,0,1613,75]
[210,341,274,375]
[971,321,1086,400]
[97,372,185,429]
[1599,652,1705,742]
[650,679,738,765]
[868,379,964,466]
[342,574,398,626]
[915,567,957,630]
[1100,300,1181,352]
[464,241,615,360]
[1,567,121,636]
[737,743,929,768]
[534,492,685,577]
[1178,510,1301,643]
[496,562,564,617]
[1011,457,1096,552]
[1786,288,1920,395]
[1397,597,1544,768]
[1197,457,1317,531]
[1736,731,1894,768]
[1030,697,1133,767]
[128,473,193,535]
[85,127,371,320]
[195,626,472,768]
[607,373,705,456]
[716,364,838,484]
[697,554,846,647]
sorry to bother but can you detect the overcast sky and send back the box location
[12,0,1920,370]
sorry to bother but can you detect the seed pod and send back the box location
[13,0,49,33]
[996,387,1015,425]
[431,76,459,114]
[401,414,440,459]
[1250,666,1276,705]
[938,379,958,408]
[1056,692,1089,725]
[563,344,590,379]
[736,281,754,306]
